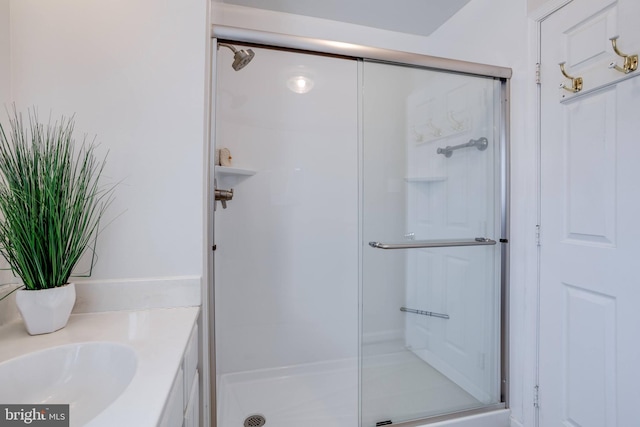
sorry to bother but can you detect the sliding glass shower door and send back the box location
[213,40,508,427]
[360,61,505,426]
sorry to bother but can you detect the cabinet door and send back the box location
[182,325,198,412]
[159,367,184,427]
[183,371,200,427]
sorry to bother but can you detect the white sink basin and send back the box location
[0,342,137,426]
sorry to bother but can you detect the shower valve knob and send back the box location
[214,188,234,209]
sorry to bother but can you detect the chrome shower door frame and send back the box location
[208,26,511,427]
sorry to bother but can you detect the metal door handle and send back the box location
[368,237,496,250]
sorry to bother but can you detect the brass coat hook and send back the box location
[608,36,638,74]
[559,62,583,93]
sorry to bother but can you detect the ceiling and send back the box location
[220,0,472,37]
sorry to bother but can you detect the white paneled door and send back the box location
[539,0,640,426]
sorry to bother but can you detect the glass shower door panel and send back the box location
[215,45,359,427]
[361,61,502,426]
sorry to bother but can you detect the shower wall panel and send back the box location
[214,46,359,375]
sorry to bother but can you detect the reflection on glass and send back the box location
[361,61,502,426]
[287,75,314,94]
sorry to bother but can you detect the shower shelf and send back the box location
[215,166,256,188]
[404,176,447,183]
[215,166,256,177]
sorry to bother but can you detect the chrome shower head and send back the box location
[219,43,255,71]
[231,49,255,71]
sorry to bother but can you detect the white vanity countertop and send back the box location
[0,307,199,427]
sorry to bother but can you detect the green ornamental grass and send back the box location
[0,108,115,290]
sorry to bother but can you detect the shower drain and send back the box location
[244,414,266,427]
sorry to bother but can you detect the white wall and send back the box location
[213,3,445,54]
[528,0,548,13]
[0,0,9,106]
[527,0,570,15]
[9,0,209,281]
[427,2,537,427]
[0,0,15,292]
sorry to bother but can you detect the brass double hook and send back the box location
[608,36,638,74]
[559,62,583,93]
[559,36,637,94]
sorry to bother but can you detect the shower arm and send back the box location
[218,42,238,54]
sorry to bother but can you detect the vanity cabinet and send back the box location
[159,324,199,427]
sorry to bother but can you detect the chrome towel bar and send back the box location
[368,237,496,250]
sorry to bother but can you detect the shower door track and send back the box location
[371,403,508,427]
[209,25,511,427]
[213,26,511,79]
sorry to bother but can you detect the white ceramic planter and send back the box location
[16,283,76,335]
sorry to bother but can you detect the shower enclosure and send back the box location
[212,35,509,427]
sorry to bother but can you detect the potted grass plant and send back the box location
[0,108,115,335]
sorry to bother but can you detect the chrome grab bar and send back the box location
[368,237,496,250]
[437,137,488,158]
[401,306,449,320]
